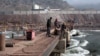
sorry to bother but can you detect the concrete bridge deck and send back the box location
[0,31,59,56]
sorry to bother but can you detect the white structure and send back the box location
[34,4,40,9]
[44,6,60,11]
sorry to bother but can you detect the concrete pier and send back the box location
[50,31,70,56]
[50,39,66,56]
[65,31,70,47]
[0,33,5,51]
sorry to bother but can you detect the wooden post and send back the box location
[0,33,5,51]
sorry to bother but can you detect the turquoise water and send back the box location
[3,31,24,39]
[83,30,100,56]
[61,29,100,56]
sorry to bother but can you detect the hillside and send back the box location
[0,14,100,26]
[0,0,71,11]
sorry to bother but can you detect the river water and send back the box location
[3,31,24,39]
[61,29,100,56]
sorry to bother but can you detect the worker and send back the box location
[60,23,66,39]
[46,17,52,37]
[54,19,58,29]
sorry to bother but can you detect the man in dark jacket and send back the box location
[46,17,52,37]
[54,19,58,29]
[60,23,66,39]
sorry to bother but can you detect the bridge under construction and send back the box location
[0,29,70,56]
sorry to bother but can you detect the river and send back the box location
[61,29,100,56]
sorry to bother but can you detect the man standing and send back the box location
[46,17,52,37]
[60,23,66,39]
[54,19,58,29]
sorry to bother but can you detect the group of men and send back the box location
[46,17,66,37]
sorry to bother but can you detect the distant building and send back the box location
[34,4,40,9]
[32,3,44,11]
